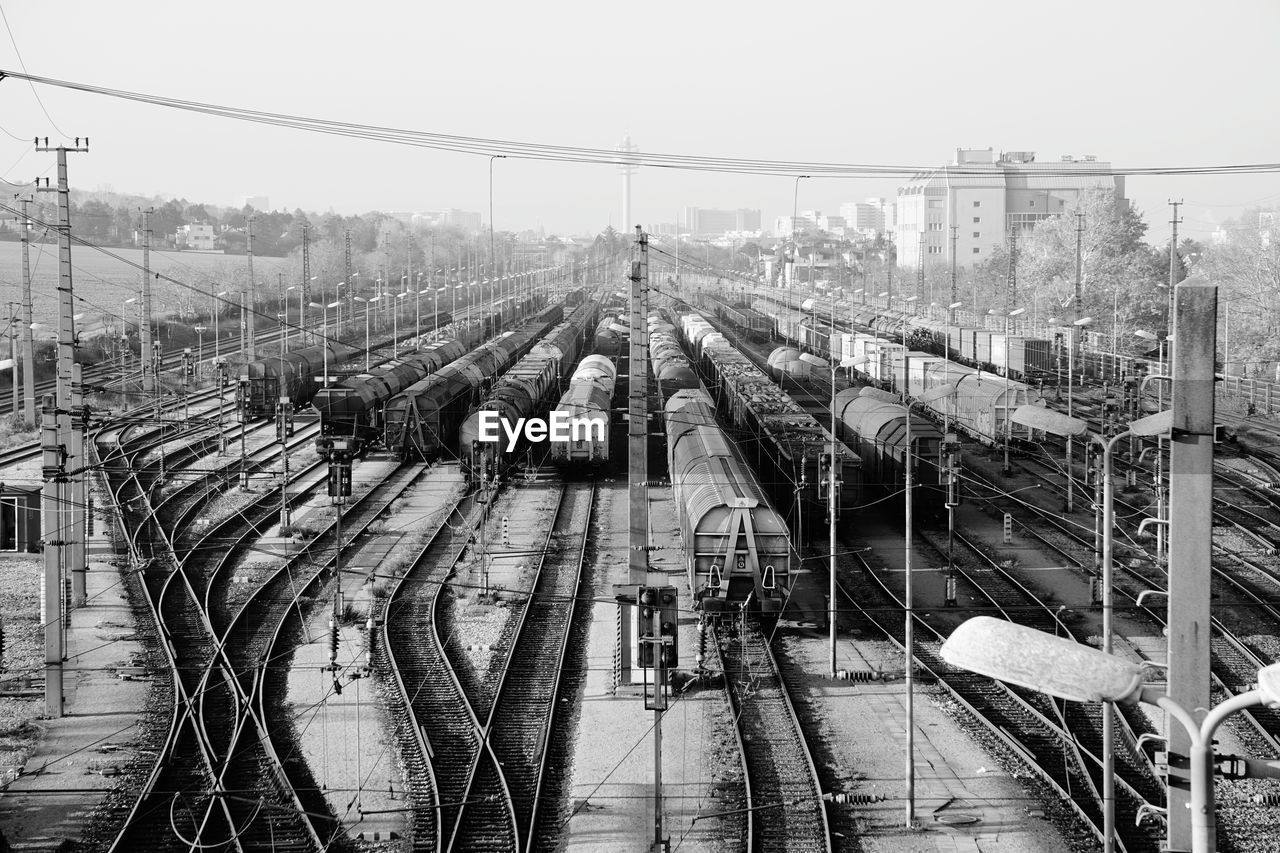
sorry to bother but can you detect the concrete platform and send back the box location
[0,503,150,852]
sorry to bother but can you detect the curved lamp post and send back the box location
[838,365,956,827]
[942,616,1280,853]
[1011,404,1172,853]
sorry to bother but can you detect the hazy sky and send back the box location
[2,0,1277,244]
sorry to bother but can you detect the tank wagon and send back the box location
[674,307,862,542]
[548,354,616,468]
[311,292,545,457]
[240,339,362,418]
[458,302,599,476]
[647,315,700,399]
[593,313,626,359]
[664,389,791,617]
[312,329,480,457]
[382,305,564,462]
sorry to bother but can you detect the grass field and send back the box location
[0,240,293,332]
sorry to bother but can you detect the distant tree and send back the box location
[74,199,115,244]
[150,200,186,245]
[1013,188,1162,338]
[183,203,213,225]
[1194,219,1280,372]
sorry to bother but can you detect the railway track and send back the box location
[450,480,595,852]
[381,476,598,853]
[834,545,1109,849]
[379,478,480,851]
[712,619,831,853]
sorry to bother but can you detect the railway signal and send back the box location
[656,586,678,668]
[327,448,353,498]
[276,399,294,440]
[637,587,659,669]
[637,585,677,671]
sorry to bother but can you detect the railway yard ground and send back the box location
[0,502,149,849]
[9,281,1280,853]
[0,452,1091,852]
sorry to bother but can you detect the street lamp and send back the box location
[1047,316,1093,513]
[309,300,342,387]
[335,281,346,337]
[995,307,1027,474]
[1011,403,1173,853]
[1135,328,1174,562]
[942,616,1280,853]
[193,326,205,377]
[791,175,810,290]
[394,291,410,352]
[840,361,954,826]
[352,296,371,371]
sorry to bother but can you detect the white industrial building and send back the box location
[893,149,1124,270]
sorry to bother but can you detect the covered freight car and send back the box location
[665,389,791,616]
[548,354,616,468]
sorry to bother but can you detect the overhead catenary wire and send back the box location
[4,69,1280,178]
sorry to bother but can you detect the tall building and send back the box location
[440,209,483,233]
[683,207,762,236]
[839,198,888,236]
[893,149,1124,269]
[241,195,270,211]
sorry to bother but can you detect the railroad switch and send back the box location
[822,791,883,804]
[830,669,882,682]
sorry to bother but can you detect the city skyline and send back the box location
[0,2,1276,246]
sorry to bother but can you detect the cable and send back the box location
[5,68,1280,178]
[0,15,68,139]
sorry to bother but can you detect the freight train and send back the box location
[547,354,616,469]
[672,306,862,541]
[239,339,364,418]
[743,296,1047,449]
[382,305,564,462]
[312,294,546,457]
[593,313,627,360]
[458,301,599,477]
[651,329,792,618]
[832,386,949,520]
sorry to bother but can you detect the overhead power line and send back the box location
[3,69,1280,178]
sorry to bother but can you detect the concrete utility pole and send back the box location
[1006,225,1018,317]
[35,136,89,717]
[39,396,63,717]
[617,134,638,232]
[141,208,154,394]
[7,302,16,414]
[18,196,36,425]
[343,228,353,333]
[949,225,958,324]
[1166,278,1216,852]
[916,232,925,305]
[246,213,257,358]
[69,362,85,606]
[302,223,312,341]
[620,227,650,687]
[1168,200,1183,340]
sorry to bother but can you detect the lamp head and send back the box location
[941,616,1146,704]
